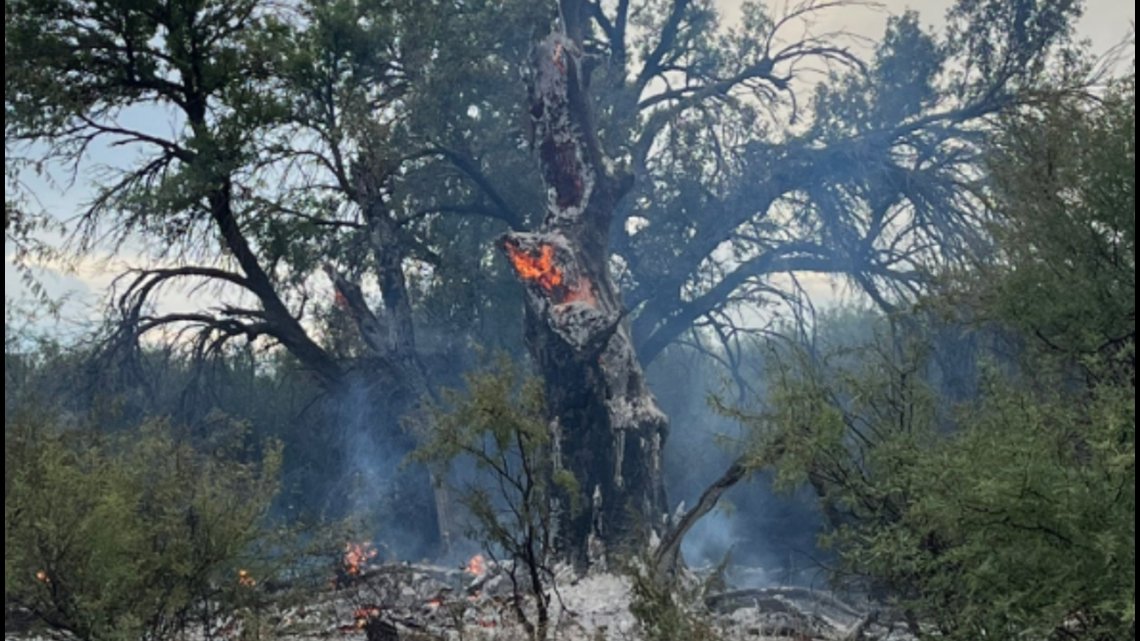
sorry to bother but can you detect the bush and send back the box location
[756,340,1134,639]
[733,77,1136,639]
[4,409,282,641]
[413,354,562,640]
[627,559,719,641]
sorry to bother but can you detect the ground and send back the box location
[6,560,917,641]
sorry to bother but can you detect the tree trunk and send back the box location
[503,31,668,569]
[324,153,454,554]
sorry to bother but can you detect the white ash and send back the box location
[6,561,916,641]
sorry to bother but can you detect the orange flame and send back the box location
[504,242,595,305]
[354,605,382,628]
[35,570,49,583]
[466,554,487,577]
[238,569,256,587]
[506,243,563,291]
[343,541,378,577]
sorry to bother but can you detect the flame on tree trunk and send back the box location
[502,30,667,569]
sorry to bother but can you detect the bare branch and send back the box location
[427,147,525,230]
[655,455,750,575]
[637,0,692,89]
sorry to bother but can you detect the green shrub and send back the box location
[4,410,281,641]
[627,559,719,641]
[412,353,560,640]
[759,346,1134,639]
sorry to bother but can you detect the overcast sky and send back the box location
[6,0,1135,335]
[719,0,1133,55]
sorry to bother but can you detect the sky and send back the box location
[5,0,1135,336]
[719,0,1134,55]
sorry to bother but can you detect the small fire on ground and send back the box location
[353,605,382,628]
[465,554,487,577]
[504,241,595,305]
[343,541,378,577]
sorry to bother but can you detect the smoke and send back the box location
[652,307,1002,588]
[679,509,738,567]
[649,346,827,587]
[327,376,441,561]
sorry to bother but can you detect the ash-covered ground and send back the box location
[7,558,916,641]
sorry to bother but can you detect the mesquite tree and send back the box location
[497,0,1086,566]
[501,27,669,565]
[6,0,1085,563]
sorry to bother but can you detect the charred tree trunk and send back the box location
[502,30,668,569]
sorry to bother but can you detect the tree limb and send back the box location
[654,455,750,575]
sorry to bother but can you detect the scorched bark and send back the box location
[503,30,668,568]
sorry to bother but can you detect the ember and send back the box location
[343,541,378,577]
[505,243,563,290]
[504,241,595,305]
[237,569,256,587]
[465,554,486,577]
[354,605,382,628]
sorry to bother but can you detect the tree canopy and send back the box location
[740,75,1134,639]
[5,0,1088,371]
[4,0,1116,574]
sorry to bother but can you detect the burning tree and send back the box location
[5,0,1089,569]
[494,0,1087,568]
[500,25,669,567]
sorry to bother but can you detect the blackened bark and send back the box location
[503,31,668,569]
[352,153,431,400]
